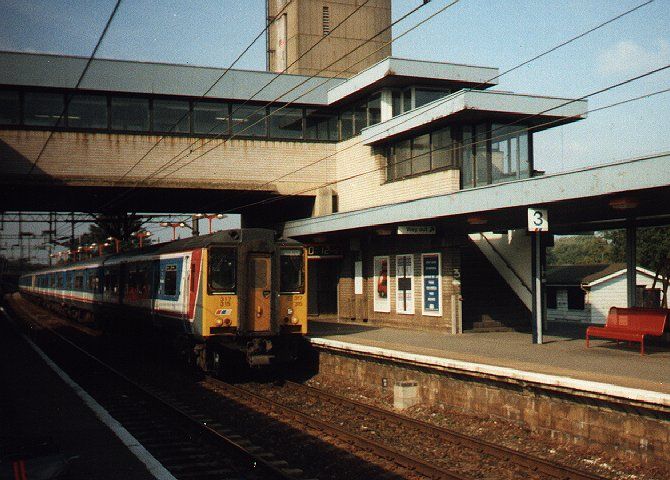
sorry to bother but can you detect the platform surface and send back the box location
[308,320,670,396]
[0,309,157,480]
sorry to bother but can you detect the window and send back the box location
[340,109,354,140]
[491,124,531,184]
[208,247,236,293]
[462,126,474,188]
[475,124,489,186]
[111,97,149,131]
[322,6,330,35]
[353,101,366,136]
[389,139,411,179]
[231,104,266,137]
[431,127,452,169]
[193,101,229,135]
[153,99,190,133]
[268,106,303,139]
[415,88,450,108]
[280,249,305,293]
[567,287,585,310]
[24,92,65,126]
[305,109,338,140]
[74,275,84,290]
[0,90,20,124]
[67,94,107,129]
[367,92,381,126]
[412,134,431,174]
[163,265,178,296]
[546,286,557,309]
[392,90,402,117]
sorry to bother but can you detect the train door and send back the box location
[247,254,271,332]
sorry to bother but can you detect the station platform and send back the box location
[307,319,670,405]
[0,305,161,480]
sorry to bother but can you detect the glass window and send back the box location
[412,134,431,175]
[280,249,305,293]
[462,126,474,188]
[208,247,236,293]
[231,104,266,137]
[340,109,353,140]
[164,265,178,295]
[111,97,149,131]
[393,139,411,179]
[193,101,229,135]
[519,132,530,179]
[491,124,531,184]
[402,87,412,113]
[0,91,20,124]
[67,94,107,129]
[268,106,303,139]
[415,88,450,108]
[367,92,381,126]
[392,90,402,117]
[567,287,585,310]
[305,109,337,140]
[353,101,366,136]
[431,127,452,169]
[475,124,489,186]
[153,99,190,133]
[24,92,65,126]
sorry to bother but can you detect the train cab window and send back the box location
[280,249,305,294]
[208,247,236,293]
[163,265,178,296]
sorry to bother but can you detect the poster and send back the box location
[373,256,390,312]
[395,254,414,314]
[422,253,442,316]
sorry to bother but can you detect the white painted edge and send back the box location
[309,337,670,408]
[1,309,177,480]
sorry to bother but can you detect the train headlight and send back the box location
[215,318,223,326]
[223,318,232,326]
[287,308,293,315]
[291,317,299,325]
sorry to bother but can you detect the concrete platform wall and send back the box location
[314,347,670,464]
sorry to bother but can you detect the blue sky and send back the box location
[1,0,669,260]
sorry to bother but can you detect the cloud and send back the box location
[596,39,670,76]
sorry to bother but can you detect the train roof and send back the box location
[22,229,301,276]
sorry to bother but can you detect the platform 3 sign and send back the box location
[421,253,442,316]
[527,207,549,232]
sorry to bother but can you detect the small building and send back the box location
[546,264,658,325]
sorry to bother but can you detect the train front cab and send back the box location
[194,233,307,370]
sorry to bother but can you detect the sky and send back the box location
[1,0,669,261]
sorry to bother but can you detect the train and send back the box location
[18,229,308,371]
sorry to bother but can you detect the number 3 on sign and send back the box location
[527,207,549,232]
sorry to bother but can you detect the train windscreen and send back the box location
[280,248,304,294]
[208,247,236,293]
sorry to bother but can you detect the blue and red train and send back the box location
[19,229,308,370]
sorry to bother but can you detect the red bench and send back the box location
[586,307,668,355]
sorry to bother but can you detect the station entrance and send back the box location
[306,245,342,317]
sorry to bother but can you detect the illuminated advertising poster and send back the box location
[373,256,390,312]
[395,254,414,314]
[421,253,442,316]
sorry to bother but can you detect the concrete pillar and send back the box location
[380,89,393,122]
[626,223,637,307]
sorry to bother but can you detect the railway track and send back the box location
[207,378,608,480]
[4,300,306,480]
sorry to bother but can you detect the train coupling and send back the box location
[246,338,274,367]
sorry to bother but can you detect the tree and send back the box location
[547,235,617,265]
[77,213,152,252]
[603,227,670,307]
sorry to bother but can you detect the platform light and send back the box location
[609,197,639,210]
[467,215,488,225]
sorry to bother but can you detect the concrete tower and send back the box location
[267,0,392,78]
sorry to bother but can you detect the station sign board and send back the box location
[421,253,442,316]
[397,225,436,235]
[306,245,343,259]
[527,207,549,232]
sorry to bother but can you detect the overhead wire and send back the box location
[25,0,123,176]
[107,0,443,215]
[188,0,656,215]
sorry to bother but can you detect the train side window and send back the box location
[208,247,236,293]
[280,248,305,294]
[74,275,84,290]
[164,265,178,296]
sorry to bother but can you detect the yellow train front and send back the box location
[192,229,308,370]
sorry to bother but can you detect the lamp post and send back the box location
[106,236,121,253]
[131,230,152,248]
[194,213,225,234]
[160,222,188,240]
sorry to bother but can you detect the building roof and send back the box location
[546,263,626,286]
[327,57,499,105]
[0,50,343,105]
[283,151,670,238]
[361,89,588,145]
